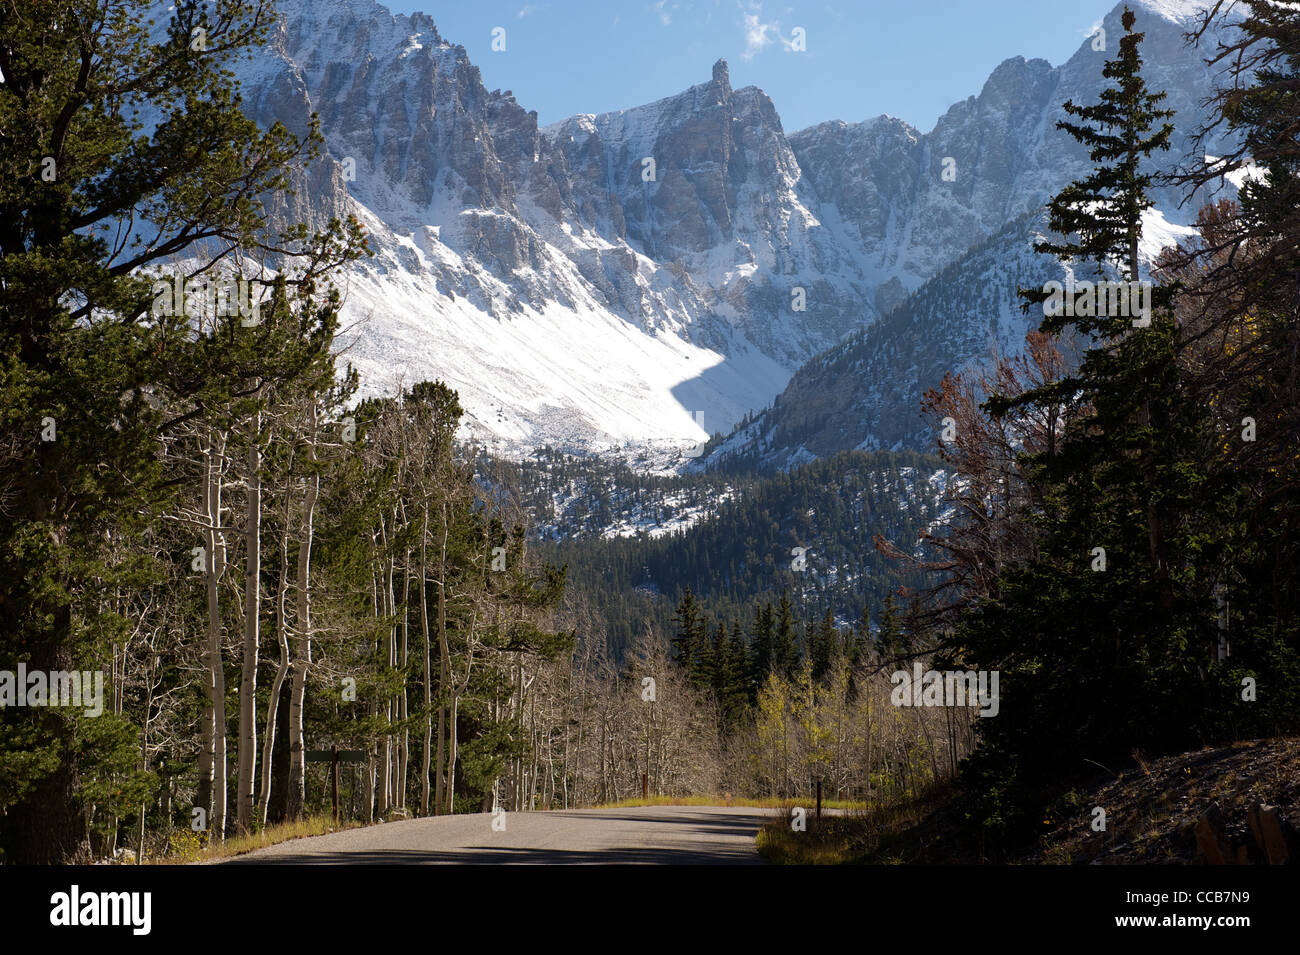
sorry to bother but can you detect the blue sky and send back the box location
[380,0,1121,133]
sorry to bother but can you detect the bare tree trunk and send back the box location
[258,488,294,826]
[514,655,524,810]
[420,510,433,816]
[362,757,374,823]
[599,699,608,805]
[286,406,318,820]
[434,702,445,814]
[377,550,394,818]
[447,694,459,814]
[528,678,540,809]
[200,430,228,841]
[434,500,450,813]
[137,654,158,863]
[446,631,474,816]
[237,416,261,833]
[398,549,410,811]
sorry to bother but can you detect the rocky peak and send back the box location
[220,0,1238,458]
[973,56,1056,113]
[711,58,730,89]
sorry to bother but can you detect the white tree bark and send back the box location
[434,500,450,814]
[420,509,432,816]
[236,413,261,833]
[376,546,393,817]
[397,548,410,811]
[200,429,229,841]
[286,405,318,819]
[258,470,294,826]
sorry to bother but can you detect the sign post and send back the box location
[331,744,339,824]
[306,747,368,824]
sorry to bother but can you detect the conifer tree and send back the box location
[810,608,837,683]
[773,591,799,678]
[0,0,365,862]
[718,621,750,727]
[671,587,709,687]
[1021,5,1174,332]
[876,595,907,660]
[748,602,775,694]
[957,7,1214,842]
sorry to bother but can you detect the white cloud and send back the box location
[742,12,777,59]
[740,1,791,60]
[517,4,537,18]
[651,0,674,26]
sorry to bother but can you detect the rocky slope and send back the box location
[701,0,1233,470]
[698,207,1199,469]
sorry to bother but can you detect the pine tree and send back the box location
[954,6,1242,843]
[719,620,751,727]
[706,621,741,729]
[748,601,775,695]
[671,587,709,687]
[876,595,907,660]
[1020,5,1174,334]
[0,0,366,862]
[773,591,800,678]
[810,608,838,684]
[854,603,873,659]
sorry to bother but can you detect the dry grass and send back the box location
[592,794,869,811]
[151,815,364,865]
[756,787,957,865]
[757,813,873,864]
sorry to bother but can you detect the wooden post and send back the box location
[331,743,339,825]
[642,772,648,800]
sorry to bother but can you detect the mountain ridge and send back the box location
[219,0,1233,461]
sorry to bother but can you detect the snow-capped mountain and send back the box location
[700,213,1069,470]
[785,0,1228,302]
[699,201,1201,472]
[229,0,1232,458]
[701,1,1226,472]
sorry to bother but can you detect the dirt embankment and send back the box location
[758,737,1300,864]
[1031,737,1300,865]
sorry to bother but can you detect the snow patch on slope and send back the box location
[335,249,792,456]
[1140,207,1200,264]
